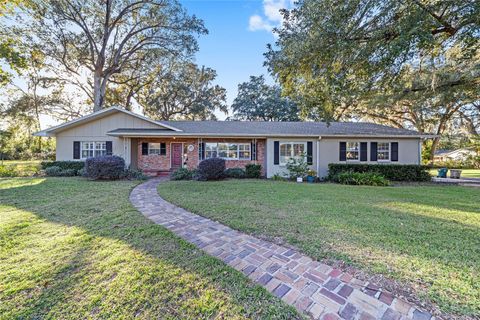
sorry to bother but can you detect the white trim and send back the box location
[376,142,391,162]
[33,106,182,136]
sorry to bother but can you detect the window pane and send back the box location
[377,143,389,160]
[293,144,305,157]
[346,142,359,160]
[206,143,216,151]
[217,143,228,158]
[280,143,292,164]
[239,151,250,159]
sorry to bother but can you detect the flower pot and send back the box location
[306,175,315,183]
[296,177,303,183]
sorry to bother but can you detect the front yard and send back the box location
[0,178,300,319]
[158,180,480,317]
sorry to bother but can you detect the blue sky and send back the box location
[180,0,293,117]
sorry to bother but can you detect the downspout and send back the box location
[317,136,322,177]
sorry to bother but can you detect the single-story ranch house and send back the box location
[35,106,433,178]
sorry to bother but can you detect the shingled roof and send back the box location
[107,120,431,137]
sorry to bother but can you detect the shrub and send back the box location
[45,166,62,176]
[271,173,287,181]
[225,168,246,179]
[171,168,197,180]
[328,163,431,182]
[84,156,125,180]
[41,161,84,172]
[0,165,17,177]
[77,168,86,177]
[197,158,225,181]
[124,168,148,180]
[336,171,390,186]
[245,164,262,178]
[285,156,309,179]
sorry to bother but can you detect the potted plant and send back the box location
[306,169,317,183]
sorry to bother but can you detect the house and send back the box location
[34,106,433,178]
[433,148,477,162]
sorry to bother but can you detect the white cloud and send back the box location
[248,14,273,32]
[248,0,293,33]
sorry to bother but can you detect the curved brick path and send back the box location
[130,178,434,320]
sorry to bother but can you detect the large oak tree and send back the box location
[14,0,206,112]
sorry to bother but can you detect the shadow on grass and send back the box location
[0,178,301,319]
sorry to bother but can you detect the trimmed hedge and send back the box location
[45,166,77,177]
[197,158,226,181]
[245,164,262,178]
[225,168,246,179]
[41,161,84,171]
[336,172,390,186]
[84,156,125,180]
[328,163,431,182]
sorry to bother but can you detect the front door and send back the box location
[171,143,183,168]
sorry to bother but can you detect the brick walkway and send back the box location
[130,178,434,320]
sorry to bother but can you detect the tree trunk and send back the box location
[93,73,107,112]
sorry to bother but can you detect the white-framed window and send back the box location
[279,142,306,165]
[346,142,359,161]
[377,142,390,161]
[81,141,106,159]
[205,143,251,160]
[148,143,161,155]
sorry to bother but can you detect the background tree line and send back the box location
[0,0,479,164]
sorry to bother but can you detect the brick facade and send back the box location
[136,138,266,176]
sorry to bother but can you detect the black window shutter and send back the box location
[199,142,205,160]
[73,141,80,159]
[274,141,279,165]
[370,142,378,161]
[391,142,399,161]
[142,142,148,155]
[339,142,346,161]
[160,143,167,155]
[360,142,367,161]
[106,141,112,155]
[307,141,313,165]
[251,142,257,160]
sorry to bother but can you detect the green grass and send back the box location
[0,177,301,320]
[430,168,480,178]
[158,180,480,317]
[0,160,42,176]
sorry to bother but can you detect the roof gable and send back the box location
[34,106,181,136]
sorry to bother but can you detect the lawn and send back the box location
[0,177,300,320]
[158,180,480,317]
[429,168,480,178]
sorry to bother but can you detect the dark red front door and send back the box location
[171,143,183,168]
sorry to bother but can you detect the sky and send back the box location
[179,0,294,119]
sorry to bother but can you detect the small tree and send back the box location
[285,154,309,179]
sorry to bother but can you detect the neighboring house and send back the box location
[35,107,434,178]
[433,148,477,162]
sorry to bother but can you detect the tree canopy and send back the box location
[231,75,299,121]
[140,59,227,120]
[266,0,480,157]
[13,0,206,111]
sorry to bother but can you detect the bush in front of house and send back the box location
[225,168,246,179]
[197,158,226,181]
[45,166,77,177]
[41,160,85,172]
[171,168,197,180]
[84,155,125,180]
[285,156,309,180]
[328,163,431,182]
[124,168,149,180]
[245,164,262,178]
[336,171,390,186]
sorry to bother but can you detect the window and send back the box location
[346,142,359,161]
[81,141,106,159]
[377,142,390,161]
[205,143,251,160]
[279,142,306,165]
[147,142,166,155]
[148,143,161,155]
